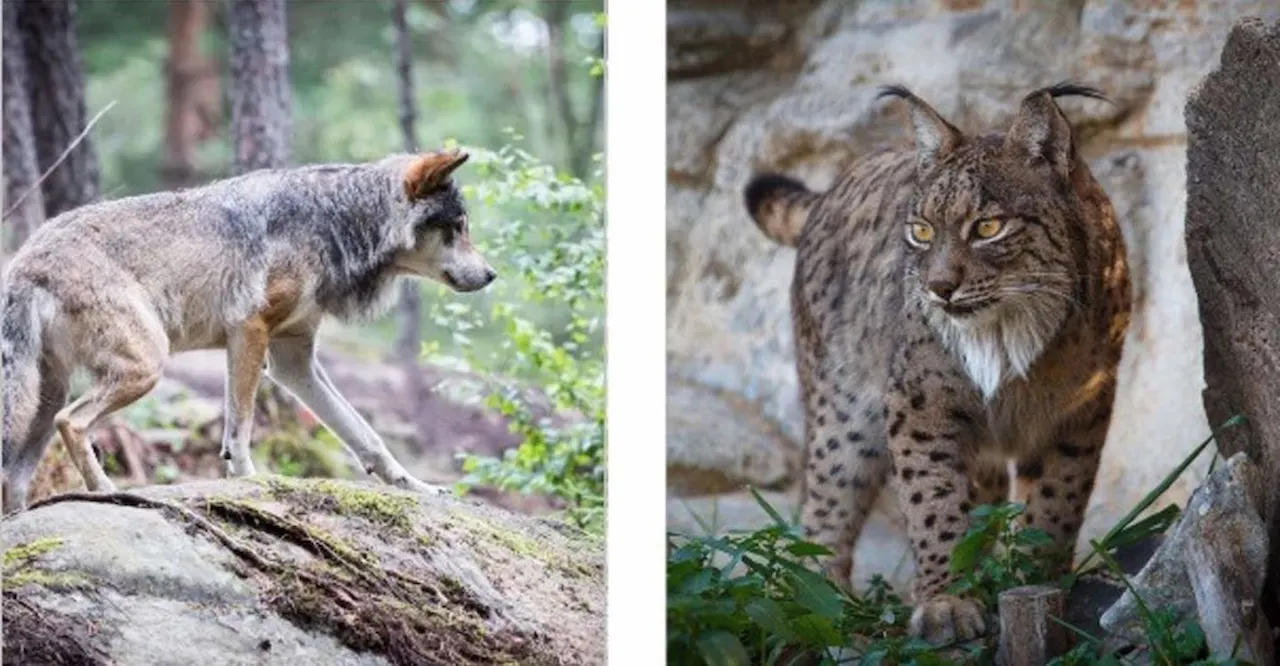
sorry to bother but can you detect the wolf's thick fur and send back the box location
[1,149,494,512]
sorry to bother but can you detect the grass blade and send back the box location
[1074,414,1243,574]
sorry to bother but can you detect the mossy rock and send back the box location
[0,478,604,666]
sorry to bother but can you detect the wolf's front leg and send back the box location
[222,319,271,476]
[265,335,443,494]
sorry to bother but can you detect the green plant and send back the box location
[667,416,1253,666]
[430,135,604,533]
[667,489,983,666]
[947,503,1065,609]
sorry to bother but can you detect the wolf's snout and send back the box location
[444,265,496,293]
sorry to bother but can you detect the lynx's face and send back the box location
[901,141,1079,334]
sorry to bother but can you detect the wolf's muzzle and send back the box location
[444,267,496,292]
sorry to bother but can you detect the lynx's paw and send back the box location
[909,594,985,644]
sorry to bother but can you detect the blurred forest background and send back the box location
[2,0,605,529]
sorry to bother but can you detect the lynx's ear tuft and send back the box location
[404,149,470,201]
[877,84,963,176]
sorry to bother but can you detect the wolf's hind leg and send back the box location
[266,335,441,494]
[221,318,270,476]
[55,342,166,494]
[2,359,70,513]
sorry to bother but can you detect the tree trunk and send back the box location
[228,0,296,424]
[392,0,423,363]
[5,0,98,504]
[1184,16,1280,636]
[17,0,100,218]
[581,56,604,179]
[541,2,577,176]
[2,0,45,252]
[162,0,219,188]
[228,0,291,174]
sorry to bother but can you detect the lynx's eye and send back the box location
[974,218,1004,239]
[907,221,935,245]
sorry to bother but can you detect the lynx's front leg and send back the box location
[1016,399,1111,564]
[885,338,985,643]
[797,358,892,588]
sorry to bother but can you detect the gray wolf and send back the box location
[745,84,1129,642]
[2,148,495,512]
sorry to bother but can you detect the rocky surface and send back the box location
[1184,14,1280,637]
[1,477,604,665]
[1100,454,1269,646]
[665,0,1280,577]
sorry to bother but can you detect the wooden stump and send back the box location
[996,585,1067,666]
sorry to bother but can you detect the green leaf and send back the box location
[788,612,841,647]
[785,541,834,558]
[750,487,791,528]
[743,598,795,640]
[1104,504,1180,552]
[783,566,844,622]
[948,530,987,573]
[695,631,751,666]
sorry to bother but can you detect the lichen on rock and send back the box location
[1,478,604,666]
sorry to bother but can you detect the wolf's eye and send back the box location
[907,221,934,245]
[974,218,1004,239]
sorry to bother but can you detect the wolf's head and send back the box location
[393,149,496,293]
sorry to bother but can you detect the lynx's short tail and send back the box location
[743,173,820,247]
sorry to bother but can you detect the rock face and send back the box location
[665,0,1280,575]
[1,478,604,665]
[1100,453,1269,644]
[1184,15,1280,632]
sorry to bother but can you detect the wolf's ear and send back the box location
[877,85,962,175]
[404,149,470,201]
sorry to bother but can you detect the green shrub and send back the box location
[666,420,1251,666]
[428,137,605,533]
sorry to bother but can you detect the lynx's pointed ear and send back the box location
[404,149,470,201]
[878,85,963,175]
[1004,82,1107,177]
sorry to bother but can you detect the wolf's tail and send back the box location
[743,173,820,247]
[2,282,43,469]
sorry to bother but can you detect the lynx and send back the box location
[744,83,1130,642]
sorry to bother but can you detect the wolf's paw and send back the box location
[399,476,449,496]
[909,594,985,644]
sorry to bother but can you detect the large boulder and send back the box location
[1,478,604,665]
[665,0,1280,562]
[1184,15,1280,628]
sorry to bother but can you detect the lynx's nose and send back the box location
[928,280,957,301]
[483,267,497,286]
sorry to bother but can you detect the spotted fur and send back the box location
[744,83,1130,643]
